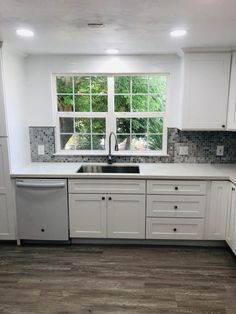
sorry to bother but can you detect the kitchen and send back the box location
[1,0,236,313]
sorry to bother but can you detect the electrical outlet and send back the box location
[216,145,224,156]
[38,145,45,155]
[179,146,189,156]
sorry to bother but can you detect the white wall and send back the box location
[2,46,30,168]
[26,54,182,128]
[2,53,182,167]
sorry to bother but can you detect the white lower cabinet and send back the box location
[146,179,206,240]
[146,218,204,240]
[69,194,107,238]
[68,179,146,239]
[226,184,236,254]
[0,138,16,240]
[107,194,145,238]
[206,181,229,240]
[147,195,206,218]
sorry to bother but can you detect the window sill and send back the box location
[53,151,169,157]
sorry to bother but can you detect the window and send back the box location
[55,74,168,155]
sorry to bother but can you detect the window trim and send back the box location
[52,73,169,156]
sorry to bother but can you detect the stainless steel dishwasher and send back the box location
[16,179,69,241]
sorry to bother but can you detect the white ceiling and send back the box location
[0,0,236,55]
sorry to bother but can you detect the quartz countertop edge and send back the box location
[10,162,236,185]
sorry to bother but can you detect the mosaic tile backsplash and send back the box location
[29,127,236,163]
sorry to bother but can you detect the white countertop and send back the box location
[10,162,236,184]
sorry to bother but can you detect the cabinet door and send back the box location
[227,52,236,130]
[107,194,145,239]
[69,194,107,238]
[0,47,7,136]
[226,184,236,254]
[206,181,229,240]
[182,53,231,130]
[0,138,16,239]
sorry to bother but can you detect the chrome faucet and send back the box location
[107,131,119,164]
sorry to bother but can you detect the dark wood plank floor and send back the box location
[0,245,236,314]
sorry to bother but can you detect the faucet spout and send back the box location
[107,132,119,164]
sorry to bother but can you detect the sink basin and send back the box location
[77,165,140,174]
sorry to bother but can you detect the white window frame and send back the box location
[52,73,169,156]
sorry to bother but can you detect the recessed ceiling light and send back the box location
[106,48,119,54]
[16,29,34,37]
[170,29,187,38]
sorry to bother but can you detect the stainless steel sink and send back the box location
[77,165,140,174]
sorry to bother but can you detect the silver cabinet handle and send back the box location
[16,182,65,189]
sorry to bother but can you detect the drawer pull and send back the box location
[175,187,178,191]
[108,197,112,201]
[174,205,178,210]
[41,229,45,232]
[173,228,177,232]
[102,196,105,200]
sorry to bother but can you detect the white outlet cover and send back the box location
[179,146,189,156]
[38,145,45,155]
[216,145,224,156]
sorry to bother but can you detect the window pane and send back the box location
[132,76,148,93]
[148,118,163,133]
[131,135,147,151]
[115,95,130,112]
[132,118,147,133]
[60,134,74,150]
[92,135,105,150]
[92,118,106,133]
[57,95,73,112]
[75,95,90,112]
[92,95,107,112]
[115,76,131,93]
[74,76,90,93]
[149,94,166,112]
[149,76,167,94]
[60,118,74,133]
[117,118,130,134]
[132,95,148,112]
[148,134,163,150]
[75,118,91,133]
[117,135,131,150]
[91,76,107,94]
[56,76,73,93]
[74,134,91,150]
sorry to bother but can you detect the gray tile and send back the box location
[29,127,236,163]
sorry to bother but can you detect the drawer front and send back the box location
[147,195,206,218]
[147,180,206,195]
[69,179,145,194]
[146,218,204,240]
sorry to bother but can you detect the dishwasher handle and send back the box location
[16,181,66,189]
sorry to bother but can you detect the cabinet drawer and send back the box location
[146,218,204,240]
[147,180,206,195]
[147,195,206,218]
[69,179,145,194]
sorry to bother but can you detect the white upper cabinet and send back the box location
[227,52,236,130]
[181,53,231,130]
[0,45,7,137]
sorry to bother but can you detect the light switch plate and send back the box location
[38,145,45,155]
[179,146,189,156]
[216,145,224,156]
